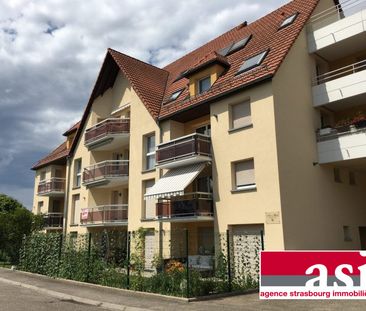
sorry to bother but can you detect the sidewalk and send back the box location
[0,268,365,311]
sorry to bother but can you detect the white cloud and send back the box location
[0,0,290,206]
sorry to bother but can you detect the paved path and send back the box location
[0,268,365,310]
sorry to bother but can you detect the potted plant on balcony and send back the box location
[352,111,366,129]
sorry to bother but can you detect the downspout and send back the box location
[63,156,72,236]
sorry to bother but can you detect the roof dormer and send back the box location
[182,51,230,97]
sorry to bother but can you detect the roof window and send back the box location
[237,50,269,74]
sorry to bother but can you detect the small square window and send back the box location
[230,101,252,130]
[279,13,298,29]
[197,76,211,94]
[234,159,255,190]
[237,50,269,75]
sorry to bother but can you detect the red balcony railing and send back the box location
[84,118,130,146]
[156,192,213,219]
[80,205,128,226]
[38,178,65,195]
[43,213,63,228]
[83,160,129,184]
[156,133,211,166]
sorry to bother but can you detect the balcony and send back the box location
[317,123,366,164]
[307,0,366,59]
[156,133,211,169]
[312,60,366,108]
[43,213,63,229]
[156,192,214,222]
[84,118,130,151]
[80,205,128,227]
[37,178,65,196]
[83,160,129,188]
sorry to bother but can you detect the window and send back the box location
[71,194,80,225]
[230,101,252,130]
[279,13,298,29]
[170,89,183,101]
[234,159,255,190]
[219,35,252,56]
[69,232,78,246]
[334,168,342,183]
[145,134,155,170]
[196,124,211,136]
[197,76,211,94]
[237,50,269,74]
[37,201,43,215]
[197,227,214,255]
[144,179,155,219]
[343,226,352,242]
[349,171,356,186]
[40,171,46,182]
[74,159,82,188]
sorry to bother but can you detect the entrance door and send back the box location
[359,227,366,250]
[144,230,155,270]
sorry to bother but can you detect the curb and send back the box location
[0,276,149,311]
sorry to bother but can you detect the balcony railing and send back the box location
[38,178,66,195]
[313,59,366,86]
[156,192,213,219]
[83,160,129,184]
[43,213,63,228]
[317,122,366,142]
[84,118,130,146]
[80,205,128,226]
[308,0,366,29]
[156,133,211,166]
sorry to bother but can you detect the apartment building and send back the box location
[32,0,366,265]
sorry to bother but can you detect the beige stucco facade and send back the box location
[32,0,366,257]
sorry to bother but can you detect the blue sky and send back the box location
[0,0,289,209]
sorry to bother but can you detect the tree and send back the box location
[0,194,43,264]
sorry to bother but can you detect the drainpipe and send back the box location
[63,156,72,236]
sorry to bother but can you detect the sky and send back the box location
[0,0,290,209]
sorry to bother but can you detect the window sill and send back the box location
[231,184,257,193]
[228,124,253,134]
[69,224,79,227]
[72,186,81,190]
[142,168,156,174]
[141,218,155,222]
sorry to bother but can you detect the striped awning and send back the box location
[144,163,206,199]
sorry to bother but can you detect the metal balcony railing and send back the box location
[156,133,211,165]
[308,0,366,29]
[83,160,129,184]
[313,59,366,85]
[43,213,63,228]
[156,192,213,219]
[80,205,128,225]
[38,178,66,195]
[84,118,130,145]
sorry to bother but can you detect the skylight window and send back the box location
[279,13,298,29]
[170,89,183,101]
[219,35,252,56]
[237,50,269,75]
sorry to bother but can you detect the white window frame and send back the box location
[230,100,252,131]
[74,159,82,188]
[145,134,156,170]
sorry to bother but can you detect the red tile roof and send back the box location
[32,121,80,170]
[63,121,81,136]
[69,0,322,155]
[32,142,68,170]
